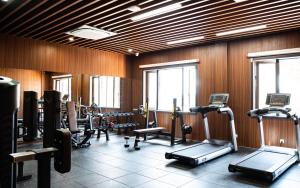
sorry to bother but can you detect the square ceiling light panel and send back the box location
[66,25,117,40]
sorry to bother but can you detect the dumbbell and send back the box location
[134,139,141,150]
[182,124,192,134]
[124,136,130,148]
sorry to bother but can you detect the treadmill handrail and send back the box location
[248,107,292,118]
[190,105,230,115]
[218,106,234,121]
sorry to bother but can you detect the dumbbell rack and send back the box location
[101,112,139,134]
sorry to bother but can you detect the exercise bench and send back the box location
[132,127,165,150]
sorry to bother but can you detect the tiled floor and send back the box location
[16,134,300,188]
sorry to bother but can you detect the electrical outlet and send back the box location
[279,139,285,144]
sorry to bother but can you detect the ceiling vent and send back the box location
[66,25,116,40]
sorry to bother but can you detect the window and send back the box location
[53,76,72,100]
[253,57,300,114]
[90,76,120,108]
[143,65,196,112]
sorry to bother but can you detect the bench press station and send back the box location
[124,98,192,150]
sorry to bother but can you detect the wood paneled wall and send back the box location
[131,30,300,148]
[0,34,130,117]
[0,68,50,117]
[0,34,128,77]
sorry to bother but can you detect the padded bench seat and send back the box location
[133,127,165,134]
[131,127,166,150]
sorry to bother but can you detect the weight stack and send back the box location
[43,91,61,148]
[0,76,20,188]
[23,91,38,142]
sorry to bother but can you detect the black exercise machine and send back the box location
[22,91,38,142]
[125,98,192,150]
[76,104,110,141]
[66,101,95,148]
[0,78,71,188]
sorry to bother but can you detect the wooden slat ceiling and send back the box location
[0,0,300,55]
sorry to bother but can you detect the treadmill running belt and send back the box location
[237,151,294,172]
[172,143,228,158]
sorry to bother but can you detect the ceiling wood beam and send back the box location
[15,0,85,36]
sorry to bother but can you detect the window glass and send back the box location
[258,63,276,108]
[90,76,121,108]
[53,77,71,100]
[183,66,196,111]
[99,77,107,107]
[114,77,120,109]
[254,57,300,114]
[143,65,196,112]
[92,77,99,105]
[106,76,114,108]
[279,58,300,113]
[158,68,182,111]
[147,71,157,109]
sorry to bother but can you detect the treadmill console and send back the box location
[209,93,229,107]
[266,93,290,107]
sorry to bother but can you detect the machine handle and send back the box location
[217,107,231,113]
[190,106,201,112]
[248,108,291,117]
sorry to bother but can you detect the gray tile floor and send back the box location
[16,134,300,188]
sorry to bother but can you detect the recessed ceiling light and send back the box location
[127,5,141,12]
[234,0,248,2]
[135,52,139,56]
[128,49,133,53]
[68,37,74,42]
[216,25,267,36]
[66,25,116,40]
[2,0,9,2]
[167,36,205,45]
[131,3,182,22]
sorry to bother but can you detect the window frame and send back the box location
[252,56,300,118]
[90,76,121,109]
[52,75,72,100]
[143,64,197,113]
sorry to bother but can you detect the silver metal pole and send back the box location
[293,115,300,160]
[203,116,210,140]
[258,116,265,147]
[230,119,238,151]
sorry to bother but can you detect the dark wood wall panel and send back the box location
[0,34,128,77]
[0,68,50,118]
[0,34,130,116]
[132,30,300,148]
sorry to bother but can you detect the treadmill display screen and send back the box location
[266,93,290,107]
[209,93,229,105]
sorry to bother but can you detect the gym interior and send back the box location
[1,1,300,188]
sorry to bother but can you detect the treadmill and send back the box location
[165,93,238,166]
[228,93,300,181]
